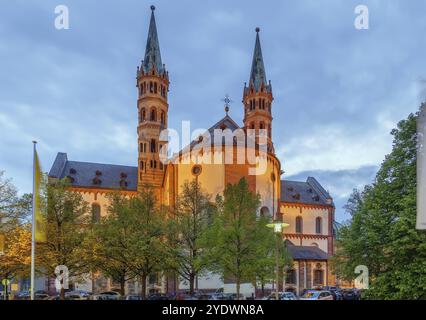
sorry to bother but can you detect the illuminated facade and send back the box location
[48,6,335,296]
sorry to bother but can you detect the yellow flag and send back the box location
[34,149,46,243]
[0,233,5,254]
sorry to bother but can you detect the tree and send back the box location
[89,192,135,296]
[37,179,90,300]
[333,111,426,299]
[248,215,291,297]
[206,178,274,299]
[169,180,213,295]
[0,224,31,300]
[0,171,31,230]
[91,187,168,298]
[130,187,169,298]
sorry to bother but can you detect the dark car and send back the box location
[148,293,169,300]
[342,289,360,300]
[322,286,343,301]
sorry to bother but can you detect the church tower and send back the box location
[243,28,274,154]
[136,6,169,192]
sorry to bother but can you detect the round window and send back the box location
[191,165,202,176]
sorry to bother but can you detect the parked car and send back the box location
[263,292,298,300]
[15,291,30,300]
[322,286,343,300]
[342,289,360,301]
[65,291,91,300]
[125,295,144,301]
[208,293,233,300]
[147,293,169,300]
[300,290,334,300]
[92,291,121,300]
[229,293,246,300]
[34,290,50,300]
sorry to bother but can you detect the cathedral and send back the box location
[48,6,336,296]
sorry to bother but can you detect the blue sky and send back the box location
[0,0,425,222]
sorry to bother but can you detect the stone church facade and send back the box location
[48,6,336,296]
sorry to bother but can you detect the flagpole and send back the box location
[30,141,37,301]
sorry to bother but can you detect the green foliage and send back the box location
[37,178,90,299]
[90,186,168,297]
[333,111,426,299]
[168,180,213,294]
[204,178,287,298]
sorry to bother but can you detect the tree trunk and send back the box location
[120,278,125,297]
[5,284,8,301]
[60,287,65,300]
[91,272,95,294]
[141,274,147,299]
[236,280,240,301]
[189,273,195,295]
[261,282,265,297]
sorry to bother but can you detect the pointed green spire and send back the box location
[249,28,268,92]
[143,5,163,74]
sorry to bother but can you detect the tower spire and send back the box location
[143,5,163,74]
[249,27,268,92]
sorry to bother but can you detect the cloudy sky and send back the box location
[0,0,425,222]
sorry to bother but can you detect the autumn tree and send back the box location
[37,179,90,300]
[0,224,31,300]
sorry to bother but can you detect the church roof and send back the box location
[142,6,163,74]
[281,177,334,207]
[285,240,329,261]
[49,153,138,191]
[248,28,271,93]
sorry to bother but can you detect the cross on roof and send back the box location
[222,94,233,115]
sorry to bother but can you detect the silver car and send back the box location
[300,290,334,300]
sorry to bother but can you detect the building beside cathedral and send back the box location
[48,6,336,296]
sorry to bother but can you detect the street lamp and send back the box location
[266,220,289,301]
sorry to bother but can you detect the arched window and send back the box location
[150,109,157,121]
[154,82,157,94]
[315,217,322,234]
[260,207,271,219]
[260,122,265,130]
[311,242,319,248]
[250,122,255,130]
[140,108,146,122]
[92,204,101,223]
[314,265,324,286]
[149,82,154,93]
[161,111,165,125]
[286,269,296,285]
[296,216,303,233]
[150,139,156,153]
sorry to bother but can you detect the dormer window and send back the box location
[69,168,77,175]
[92,177,102,185]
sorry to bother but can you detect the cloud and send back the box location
[0,0,425,220]
[286,165,378,222]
